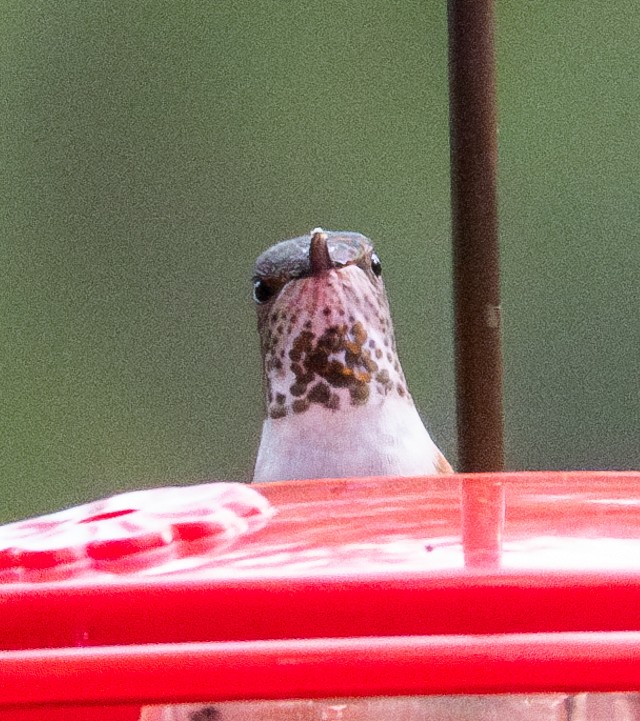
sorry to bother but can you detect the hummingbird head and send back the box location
[252,228,410,420]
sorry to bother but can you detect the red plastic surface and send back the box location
[2,471,640,715]
[3,633,640,706]
[0,483,272,580]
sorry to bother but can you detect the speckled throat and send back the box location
[251,229,452,482]
[254,229,408,419]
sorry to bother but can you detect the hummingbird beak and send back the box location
[309,228,333,275]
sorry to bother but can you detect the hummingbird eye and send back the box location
[370,253,382,277]
[253,278,276,304]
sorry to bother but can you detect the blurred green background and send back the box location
[2,1,638,522]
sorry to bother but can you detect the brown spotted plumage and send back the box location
[254,230,407,420]
[252,228,452,482]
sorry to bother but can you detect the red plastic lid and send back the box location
[0,483,273,581]
[2,472,640,719]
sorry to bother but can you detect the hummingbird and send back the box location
[252,228,452,482]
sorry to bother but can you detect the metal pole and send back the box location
[448,0,505,472]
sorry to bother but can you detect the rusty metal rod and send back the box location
[447,0,505,472]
